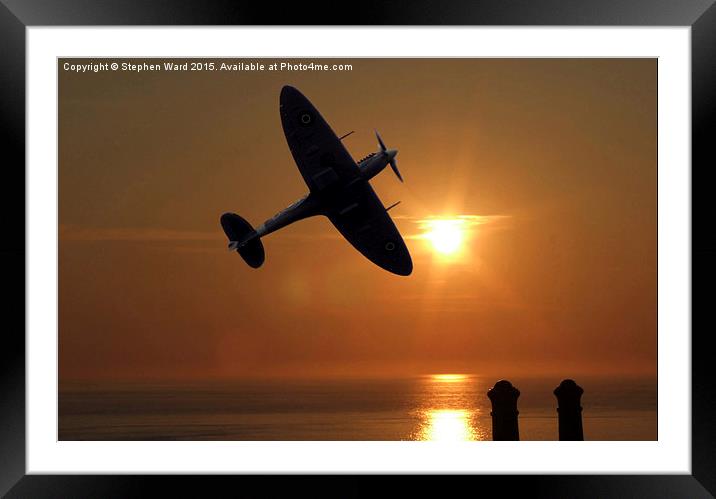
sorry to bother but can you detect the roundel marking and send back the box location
[385,241,396,251]
[300,112,312,125]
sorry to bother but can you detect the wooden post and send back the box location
[487,380,520,440]
[554,379,584,441]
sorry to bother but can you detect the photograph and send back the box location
[57,57,657,442]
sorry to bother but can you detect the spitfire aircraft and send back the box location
[221,85,412,276]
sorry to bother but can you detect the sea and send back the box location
[59,375,657,441]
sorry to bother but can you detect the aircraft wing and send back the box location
[280,85,360,192]
[327,181,413,276]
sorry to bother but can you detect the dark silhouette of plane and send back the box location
[221,85,412,276]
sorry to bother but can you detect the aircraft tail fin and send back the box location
[220,213,265,268]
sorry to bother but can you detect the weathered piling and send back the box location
[554,379,584,441]
[487,380,520,440]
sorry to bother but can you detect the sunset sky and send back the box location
[59,58,656,381]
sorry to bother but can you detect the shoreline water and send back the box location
[59,375,657,441]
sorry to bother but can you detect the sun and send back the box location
[423,219,465,256]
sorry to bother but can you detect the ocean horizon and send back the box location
[59,374,657,441]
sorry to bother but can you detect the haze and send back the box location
[59,58,656,382]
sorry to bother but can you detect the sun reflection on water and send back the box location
[432,374,468,383]
[413,374,488,441]
[421,409,477,441]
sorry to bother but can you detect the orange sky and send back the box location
[59,58,656,381]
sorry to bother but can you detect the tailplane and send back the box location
[220,213,265,268]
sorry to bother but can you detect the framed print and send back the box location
[2,0,714,497]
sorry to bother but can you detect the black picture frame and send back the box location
[2,1,713,496]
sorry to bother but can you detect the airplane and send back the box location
[220,85,412,276]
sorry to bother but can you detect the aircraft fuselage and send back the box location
[254,150,396,239]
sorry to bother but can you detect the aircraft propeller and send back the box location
[375,130,403,183]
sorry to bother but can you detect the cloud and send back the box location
[59,214,510,244]
[59,225,219,242]
[394,214,511,240]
